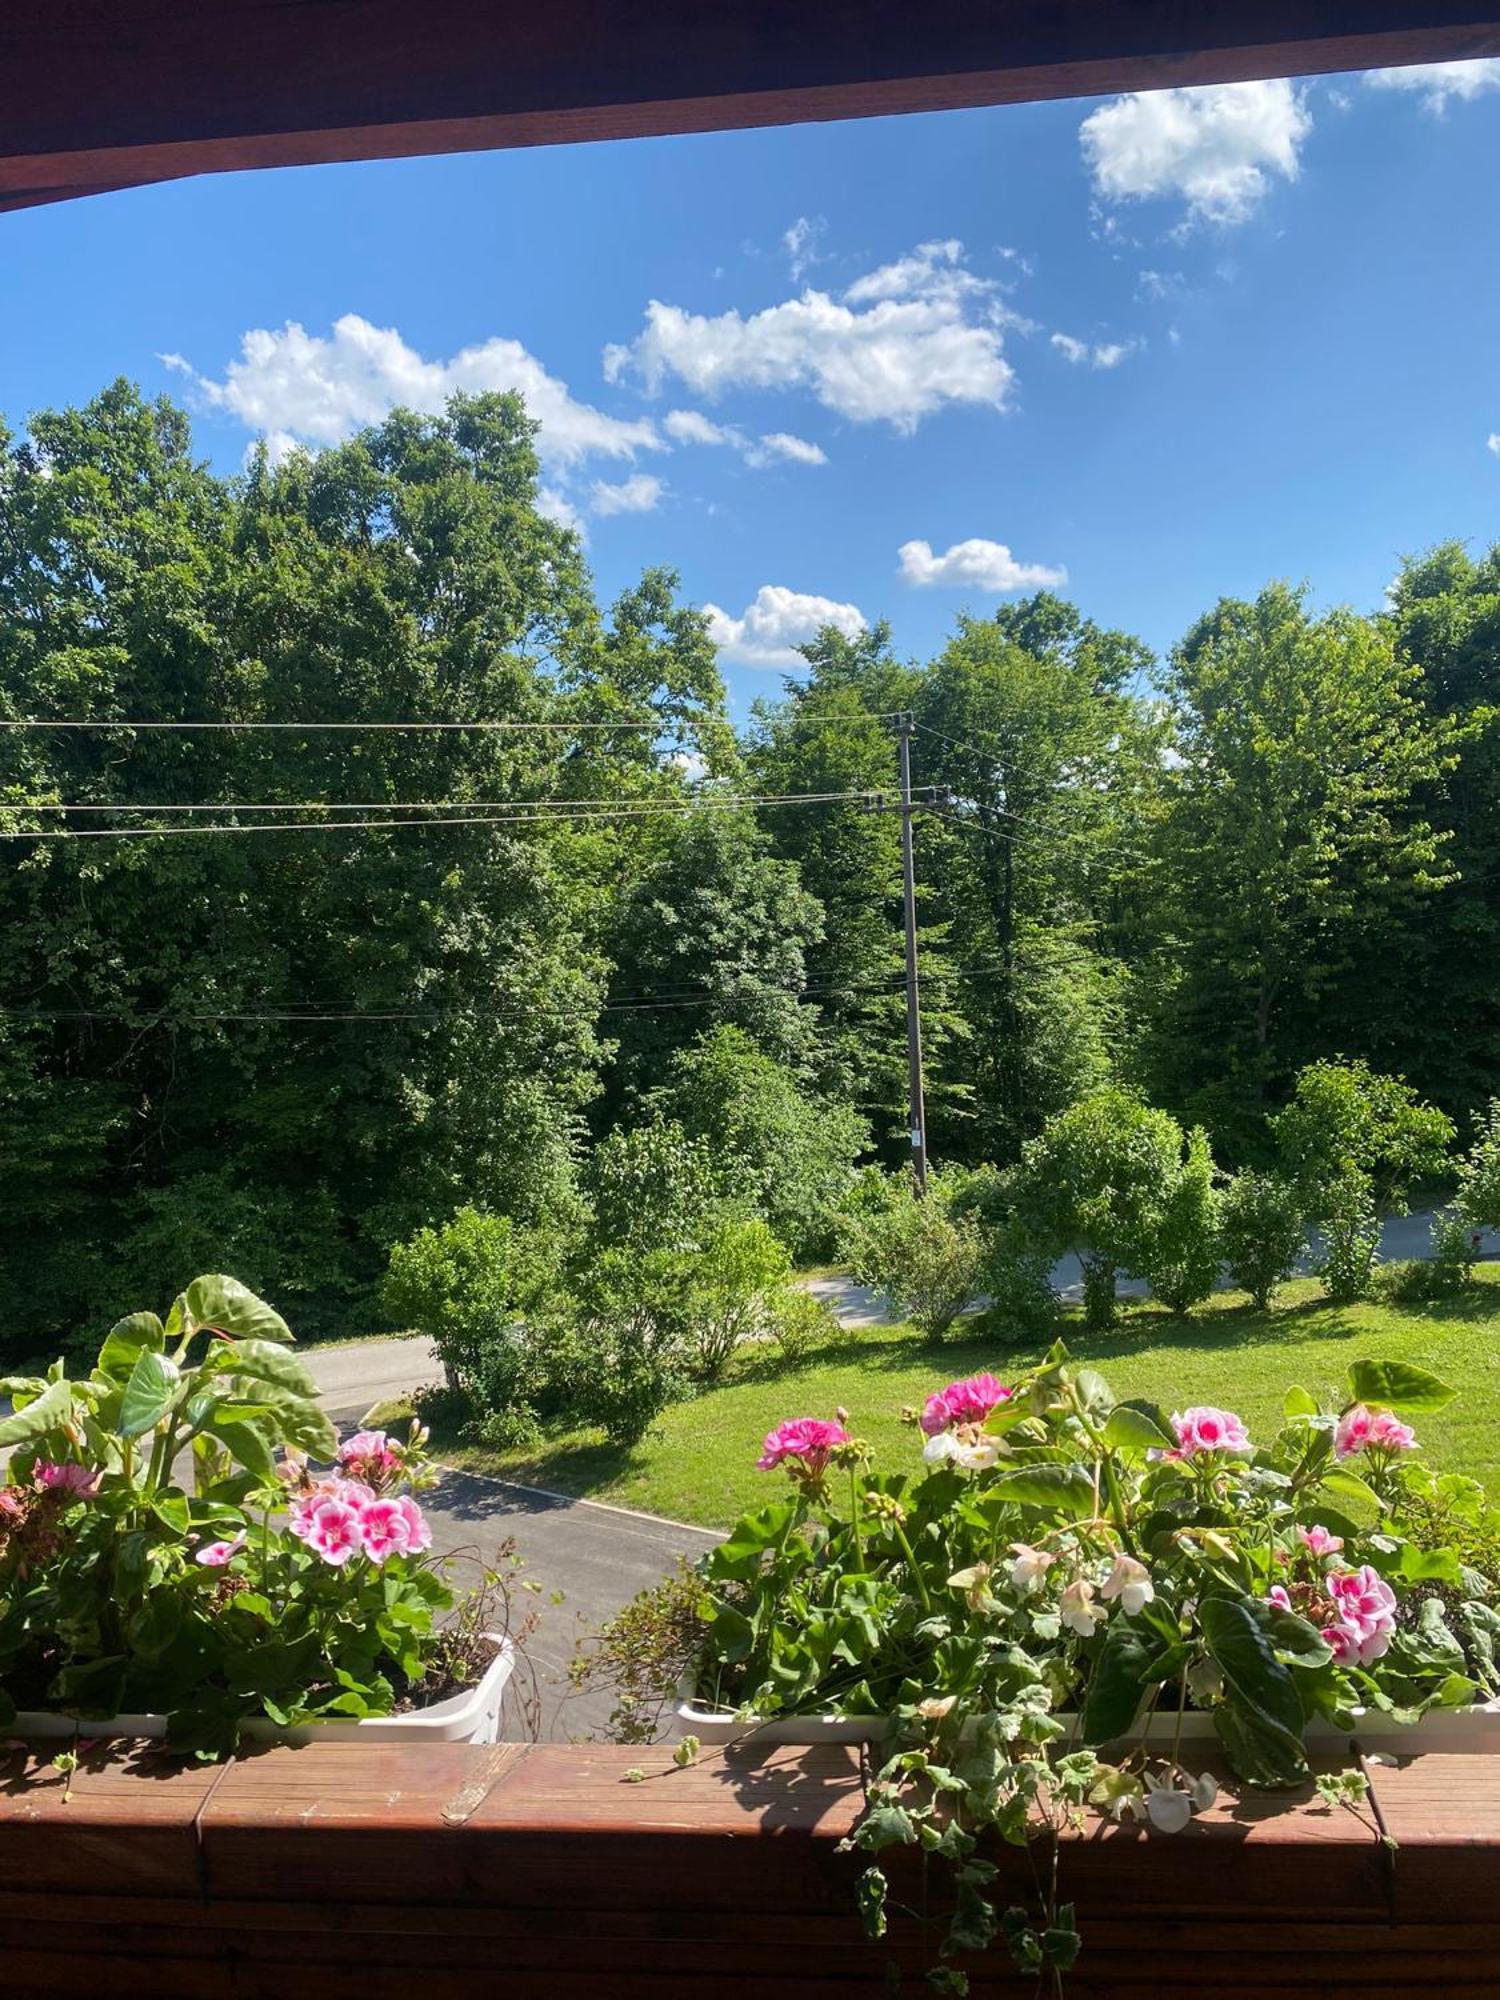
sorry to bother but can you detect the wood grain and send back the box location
[0,1739,1497,1996]
[3,1,1499,211]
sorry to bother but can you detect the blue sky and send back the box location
[2,61,1497,716]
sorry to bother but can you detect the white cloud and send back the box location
[783,215,827,280]
[166,314,662,471]
[1365,59,1500,110]
[1489,433,1500,456]
[1080,81,1312,227]
[589,472,665,516]
[1050,332,1138,369]
[537,485,584,535]
[605,240,1016,432]
[703,584,867,667]
[749,431,827,467]
[660,408,827,468]
[897,538,1066,593]
[663,408,732,446]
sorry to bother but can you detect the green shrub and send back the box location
[764,1286,844,1362]
[1217,1169,1304,1310]
[840,1171,984,1341]
[1273,1060,1453,1218]
[1383,1210,1476,1304]
[1318,1175,1382,1302]
[1003,1087,1183,1330]
[1141,1126,1221,1313]
[383,1207,560,1408]
[979,1248,1060,1341]
[1456,1100,1500,1235]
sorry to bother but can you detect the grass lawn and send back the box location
[440,1268,1500,1531]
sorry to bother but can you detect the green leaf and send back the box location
[182,1275,292,1346]
[1283,1386,1319,1422]
[1347,1359,1455,1414]
[1081,1619,1158,1743]
[708,1500,797,1583]
[1102,1404,1173,1453]
[0,1375,79,1448]
[97,1313,165,1382]
[1200,1596,1307,1774]
[1213,1692,1309,1786]
[118,1348,182,1441]
[1259,1601,1333,1670]
[709,1605,755,1665]
[202,1415,278,1484]
[235,1385,335,1459]
[204,1338,317,1400]
[983,1463,1096,1517]
[1397,1544,1463,1586]
[1073,1368,1116,1418]
[1316,1465,1385,1523]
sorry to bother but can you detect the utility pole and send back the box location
[896,712,928,1197]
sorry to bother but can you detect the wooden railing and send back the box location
[0,1737,1493,1995]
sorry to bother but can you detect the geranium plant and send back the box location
[600,1342,1500,1991]
[0,1274,512,1753]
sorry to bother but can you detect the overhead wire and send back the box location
[0,711,905,734]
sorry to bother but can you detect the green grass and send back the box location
[440,1269,1500,1531]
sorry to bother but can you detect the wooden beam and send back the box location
[3,2,1499,213]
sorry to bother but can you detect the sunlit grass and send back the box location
[441,1268,1500,1530]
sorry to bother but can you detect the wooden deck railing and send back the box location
[0,1738,1494,1995]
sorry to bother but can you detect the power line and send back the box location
[0,790,873,841]
[0,787,870,817]
[0,956,1019,1029]
[0,711,904,734]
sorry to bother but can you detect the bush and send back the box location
[1456,1099,1500,1236]
[1383,1210,1476,1305]
[675,1217,797,1380]
[1273,1060,1453,1218]
[979,1248,1060,1341]
[1141,1126,1221,1313]
[383,1207,560,1414]
[840,1171,984,1341]
[1317,1175,1382,1302]
[560,1249,696,1445]
[1004,1087,1183,1330]
[1217,1170,1304,1310]
[764,1286,844,1362]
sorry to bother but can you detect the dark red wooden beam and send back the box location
[4,1,1500,214]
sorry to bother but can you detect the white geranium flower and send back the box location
[1008,1543,1057,1594]
[922,1429,999,1472]
[1099,1554,1155,1618]
[1059,1578,1103,1638]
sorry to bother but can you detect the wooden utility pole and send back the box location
[896,713,928,1197]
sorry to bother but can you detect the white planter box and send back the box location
[12,1635,516,1747]
[677,1683,1500,1754]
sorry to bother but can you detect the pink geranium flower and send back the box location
[32,1460,100,1497]
[919,1374,1012,1437]
[299,1496,364,1565]
[1299,1524,1344,1558]
[1334,1404,1417,1460]
[338,1429,403,1487]
[1327,1564,1398,1665]
[195,1533,247,1567]
[1170,1407,1250,1459]
[756,1418,851,1478]
[358,1494,433,1563]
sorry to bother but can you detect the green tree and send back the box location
[1142,584,1452,1149]
[644,1025,868,1260]
[0,384,724,1350]
[1382,543,1500,1114]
